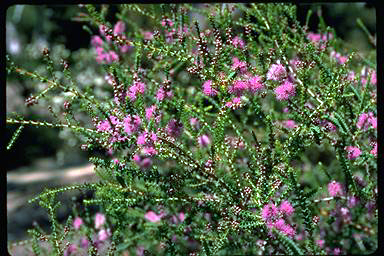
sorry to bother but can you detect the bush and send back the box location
[7,3,377,255]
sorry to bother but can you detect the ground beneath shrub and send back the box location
[7,158,98,247]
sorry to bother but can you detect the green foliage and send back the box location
[7,3,377,255]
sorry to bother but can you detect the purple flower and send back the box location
[95,213,106,229]
[261,202,278,222]
[232,36,245,49]
[167,119,183,138]
[231,57,247,73]
[98,228,111,241]
[190,117,200,130]
[145,105,157,120]
[73,216,83,230]
[316,239,325,248]
[80,237,89,249]
[91,35,103,47]
[198,134,211,147]
[345,146,362,160]
[96,119,111,132]
[282,120,297,129]
[123,115,141,135]
[357,112,374,130]
[267,63,286,81]
[113,21,125,35]
[370,142,377,157]
[64,244,77,256]
[327,181,343,197]
[279,200,294,216]
[274,80,295,100]
[202,80,218,96]
[247,75,263,93]
[133,154,153,169]
[145,211,163,222]
[228,80,248,96]
[272,218,296,237]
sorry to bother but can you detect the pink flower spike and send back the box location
[179,212,185,222]
[316,239,325,248]
[98,229,111,241]
[167,119,183,138]
[248,75,263,93]
[267,63,287,81]
[232,36,245,49]
[282,120,297,129]
[91,35,103,47]
[146,105,157,120]
[137,132,147,145]
[198,134,211,147]
[190,117,200,130]
[113,21,125,35]
[274,80,295,100]
[145,211,163,223]
[95,213,106,229]
[345,146,362,160]
[202,80,218,97]
[370,142,377,157]
[279,200,294,216]
[327,180,343,197]
[261,202,278,222]
[73,217,83,230]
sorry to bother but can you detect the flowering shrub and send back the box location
[7,3,377,255]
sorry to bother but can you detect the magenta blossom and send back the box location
[247,75,264,93]
[167,119,183,138]
[345,146,362,160]
[274,80,295,100]
[267,63,286,81]
[113,21,125,35]
[279,200,295,216]
[370,142,377,157]
[98,229,111,241]
[228,80,248,96]
[231,57,247,73]
[232,36,245,49]
[202,80,218,96]
[328,180,343,197]
[95,213,106,229]
[145,211,163,223]
[198,134,211,147]
[73,216,83,230]
[261,202,278,222]
[282,120,298,129]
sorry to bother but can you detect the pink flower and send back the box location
[327,181,343,197]
[316,239,325,248]
[73,217,83,230]
[91,35,103,47]
[231,57,247,73]
[202,80,218,96]
[142,31,154,40]
[247,75,263,93]
[123,115,141,135]
[282,120,297,129]
[80,237,89,249]
[356,112,371,130]
[190,117,200,130]
[370,142,377,157]
[232,36,245,49]
[167,119,183,138]
[198,134,211,147]
[279,200,294,216]
[274,80,295,100]
[96,120,111,132]
[113,21,125,35]
[95,213,106,229]
[370,70,377,85]
[98,229,111,241]
[272,219,296,237]
[64,244,77,256]
[145,105,157,120]
[228,80,248,96]
[345,146,362,160]
[137,132,147,145]
[145,211,163,222]
[261,203,278,222]
[333,248,342,255]
[267,63,286,81]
